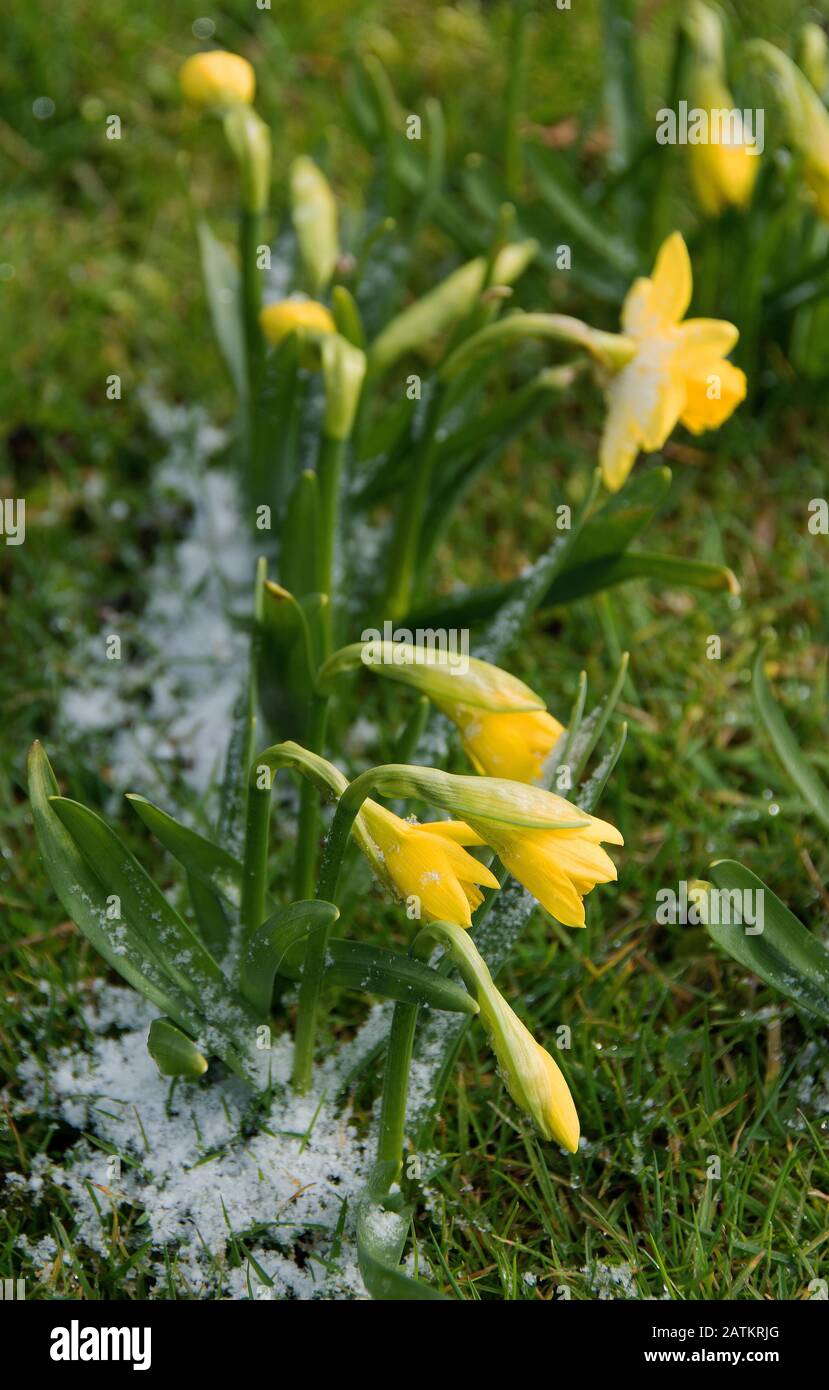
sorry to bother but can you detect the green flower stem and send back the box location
[316,433,347,655]
[239,759,273,952]
[291,768,379,1093]
[384,384,447,620]
[240,210,263,398]
[504,1,530,199]
[376,936,434,1177]
[293,696,330,900]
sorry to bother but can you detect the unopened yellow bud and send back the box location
[179,51,255,109]
[259,299,336,350]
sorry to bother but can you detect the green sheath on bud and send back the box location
[147,1018,208,1078]
[291,156,339,295]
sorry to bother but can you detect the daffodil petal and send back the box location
[680,359,747,433]
[674,317,740,368]
[648,231,693,327]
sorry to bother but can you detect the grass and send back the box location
[2,0,829,1300]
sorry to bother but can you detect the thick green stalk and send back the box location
[292,696,330,900]
[504,2,530,199]
[239,761,273,949]
[291,771,375,1093]
[376,937,433,1176]
[384,385,446,620]
[240,210,263,398]
[316,433,347,655]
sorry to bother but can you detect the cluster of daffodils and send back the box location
[312,641,625,1149]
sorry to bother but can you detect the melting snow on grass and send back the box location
[11,982,371,1299]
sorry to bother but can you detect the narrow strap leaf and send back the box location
[706,860,829,1024]
[240,900,340,1016]
[127,794,243,908]
[753,648,829,834]
[321,941,479,1014]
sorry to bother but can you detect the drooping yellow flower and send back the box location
[260,299,336,348]
[319,640,566,785]
[350,764,622,930]
[598,232,746,490]
[486,992,580,1149]
[356,801,499,927]
[467,798,623,929]
[683,2,759,218]
[440,704,565,784]
[429,921,579,1149]
[179,51,255,109]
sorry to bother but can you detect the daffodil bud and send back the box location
[681,3,759,217]
[801,23,829,97]
[321,334,367,441]
[426,922,579,1150]
[259,299,336,356]
[222,105,272,214]
[291,156,339,296]
[749,39,829,220]
[179,50,255,109]
[320,641,565,783]
[368,240,538,374]
[320,641,545,711]
[358,764,592,830]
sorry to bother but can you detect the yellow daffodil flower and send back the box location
[320,640,566,784]
[436,231,746,491]
[179,51,255,108]
[429,921,579,1149]
[260,299,336,348]
[683,2,759,218]
[345,761,622,930]
[356,801,499,927]
[441,705,565,783]
[467,799,623,929]
[598,231,746,490]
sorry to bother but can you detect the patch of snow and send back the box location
[13,982,371,1300]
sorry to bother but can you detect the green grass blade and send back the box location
[753,648,829,834]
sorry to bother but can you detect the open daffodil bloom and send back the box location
[357,802,499,927]
[343,763,622,930]
[465,799,623,929]
[598,232,746,491]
